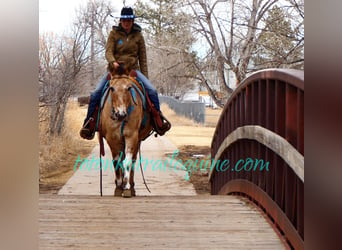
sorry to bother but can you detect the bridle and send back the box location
[107,77,136,123]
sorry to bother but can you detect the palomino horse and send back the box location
[100,66,153,197]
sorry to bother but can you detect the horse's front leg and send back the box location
[113,152,125,197]
[122,135,139,198]
[113,160,123,196]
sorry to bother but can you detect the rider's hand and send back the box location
[113,62,120,69]
[108,61,119,73]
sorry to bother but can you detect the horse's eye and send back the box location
[109,86,115,92]
[127,86,132,91]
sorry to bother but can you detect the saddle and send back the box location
[95,70,170,138]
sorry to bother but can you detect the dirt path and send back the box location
[58,135,196,196]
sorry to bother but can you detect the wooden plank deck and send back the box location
[39,195,287,249]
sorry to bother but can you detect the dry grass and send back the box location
[161,103,221,148]
[205,106,223,127]
[39,100,97,193]
[160,103,199,127]
[165,126,216,147]
[160,103,222,128]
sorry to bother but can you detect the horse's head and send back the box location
[108,76,135,122]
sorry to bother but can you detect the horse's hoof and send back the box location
[114,187,123,197]
[131,188,136,197]
[122,189,132,198]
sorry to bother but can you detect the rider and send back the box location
[80,7,170,140]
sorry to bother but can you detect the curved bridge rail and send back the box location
[210,69,304,249]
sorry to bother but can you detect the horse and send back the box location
[99,65,153,197]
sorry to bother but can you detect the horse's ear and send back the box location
[108,62,115,75]
[107,61,131,76]
[117,62,131,76]
[123,66,130,76]
[117,63,125,75]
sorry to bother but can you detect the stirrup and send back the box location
[154,116,171,136]
[80,118,95,140]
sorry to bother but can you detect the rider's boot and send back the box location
[79,106,99,140]
[151,107,171,136]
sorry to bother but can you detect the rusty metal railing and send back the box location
[209,69,304,249]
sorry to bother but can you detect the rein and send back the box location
[138,145,151,193]
[98,115,104,196]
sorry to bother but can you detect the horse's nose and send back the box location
[115,111,127,120]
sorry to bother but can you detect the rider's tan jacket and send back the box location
[105,23,148,78]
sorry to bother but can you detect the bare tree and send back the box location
[186,0,304,107]
[39,0,117,135]
[74,0,116,87]
[135,0,198,99]
[39,22,92,134]
[252,5,304,69]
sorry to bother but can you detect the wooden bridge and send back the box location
[39,69,304,249]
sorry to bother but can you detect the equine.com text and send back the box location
[73,150,269,181]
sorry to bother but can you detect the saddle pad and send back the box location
[131,81,146,110]
[100,80,110,110]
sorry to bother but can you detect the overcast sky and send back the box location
[39,0,137,34]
